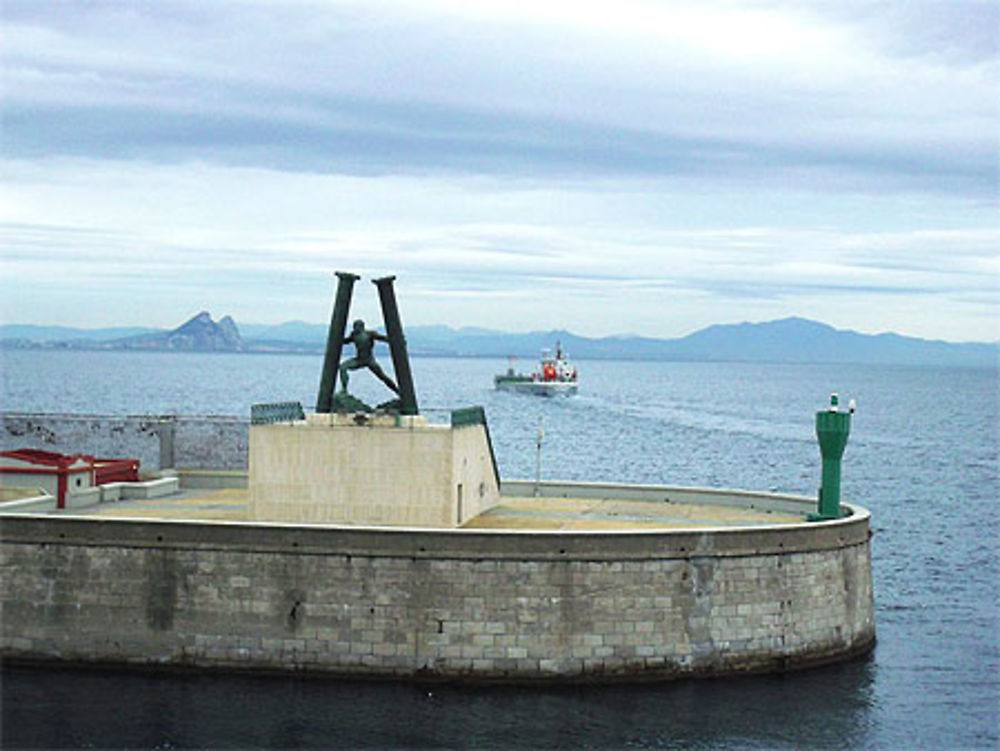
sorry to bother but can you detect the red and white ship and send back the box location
[494,343,579,396]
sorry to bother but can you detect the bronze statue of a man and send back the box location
[339,319,399,394]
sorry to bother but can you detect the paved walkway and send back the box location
[464,496,802,529]
[78,488,249,522]
[77,488,803,528]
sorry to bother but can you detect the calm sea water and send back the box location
[1,350,998,750]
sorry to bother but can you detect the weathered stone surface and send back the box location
[0,509,875,681]
[1,413,248,470]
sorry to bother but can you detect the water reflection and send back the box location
[2,658,877,750]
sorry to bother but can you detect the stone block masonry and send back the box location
[0,502,875,681]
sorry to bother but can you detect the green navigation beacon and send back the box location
[810,392,854,521]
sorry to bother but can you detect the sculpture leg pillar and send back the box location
[316,272,360,413]
[373,276,419,415]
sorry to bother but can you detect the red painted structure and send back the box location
[0,449,140,509]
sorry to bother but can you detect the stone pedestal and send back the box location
[249,413,499,527]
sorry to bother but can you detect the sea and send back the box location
[1,349,997,750]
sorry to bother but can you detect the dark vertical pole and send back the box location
[316,271,360,413]
[373,276,419,415]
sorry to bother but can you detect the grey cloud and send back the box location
[2,2,996,340]
[5,96,992,197]
[818,0,999,64]
[3,1,995,197]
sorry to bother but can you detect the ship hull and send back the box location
[495,378,578,396]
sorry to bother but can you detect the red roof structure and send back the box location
[0,449,140,508]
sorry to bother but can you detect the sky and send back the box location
[2,0,997,342]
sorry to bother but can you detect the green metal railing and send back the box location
[251,401,305,425]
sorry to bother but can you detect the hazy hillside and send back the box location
[115,312,245,351]
[666,317,995,366]
[2,316,995,366]
[0,324,159,342]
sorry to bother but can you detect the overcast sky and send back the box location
[2,0,997,342]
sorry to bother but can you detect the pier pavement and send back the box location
[72,487,804,529]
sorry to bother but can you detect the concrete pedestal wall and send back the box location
[451,419,500,525]
[0,494,875,681]
[249,414,499,527]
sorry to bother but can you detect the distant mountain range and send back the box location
[1,313,995,367]
[2,312,244,352]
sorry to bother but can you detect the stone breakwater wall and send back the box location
[0,496,875,681]
[1,412,248,471]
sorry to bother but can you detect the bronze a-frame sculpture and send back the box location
[315,272,419,416]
